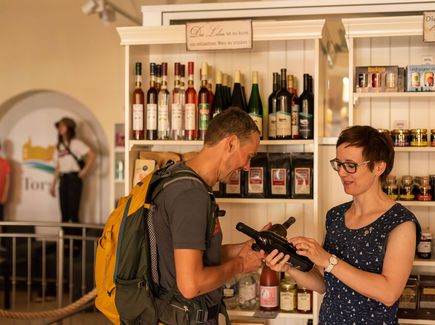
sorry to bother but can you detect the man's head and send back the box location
[204,107,260,184]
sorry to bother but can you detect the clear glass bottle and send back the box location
[170,62,184,140]
[157,62,170,140]
[238,272,257,310]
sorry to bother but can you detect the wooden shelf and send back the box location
[413,258,435,267]
[399,319,435,325]
[354,92,435,99]
[129,139,314,147]
[228,309,313,319]
[394,147,435,153]
[216,198,313,204]
[397,201,435,208]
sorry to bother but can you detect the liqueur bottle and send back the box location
[157,62,170,140]
[223,73,232,109]
[299,74,314,139]
[276,68,293,139]
[290,76,300,139]
[155,64,162,92]
[259,265,279,311]
[268,72,280,140]
[184,61,197,140]
[132,62,144,140]
[212,70,225,118]
[231,70,247,112]
[171,62,184,140]
[146,63,158,140]
[248,71,263,139]
[198,62,210,141]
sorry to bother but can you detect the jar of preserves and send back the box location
[392,129,410,147]
[383,175,398,200]
[297,287,312,313]
[280,277,297,313]
[417,176,432,201]
[431,129,435,147]
[238,272,257,310]
[410,128,428,147]
[399,175,415,201]
[417,232,432,259]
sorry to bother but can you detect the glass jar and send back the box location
[399,175,415,201]
[431,129,435,147]
[279,277,297,313]
[410,128,428,147]
[392,129,410,147]
[417,232,432,259]
[383,175,398,200]
[223,277,238,310]
[238,272,257,310]
[417,176,432,201]
[297,287,312,313]
[399,276,418,317]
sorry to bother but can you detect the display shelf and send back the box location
[399,319,435,325]
[228,308,313,319]
[216,198,313,204]
[394,147,435,153]
[129,139,314,147]
[398,201,435,208]
[354,91,435,99]
[115,147,125,153]
[413,257,435,267]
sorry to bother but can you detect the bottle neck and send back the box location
[161,75,168,90]
[135,75,142,88]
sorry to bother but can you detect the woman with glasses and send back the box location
[265,125,420,324]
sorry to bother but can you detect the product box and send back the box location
[406,64,435,92]
[291,152,313,199]
[224,169,245,198]
[267,153,291,198]
[355,65,399,93]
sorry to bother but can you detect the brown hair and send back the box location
[204,107,260,146]
[336,125,394,182]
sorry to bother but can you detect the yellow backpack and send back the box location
[95,162,221,325]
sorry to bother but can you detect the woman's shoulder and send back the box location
[327,201,352,217]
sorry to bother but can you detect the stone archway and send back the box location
[0,90,109,225]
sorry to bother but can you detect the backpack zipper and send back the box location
[170,303,190,320]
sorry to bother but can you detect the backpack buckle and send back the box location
[195,309,208,323]
[137,280,145,288]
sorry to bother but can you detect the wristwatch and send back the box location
[324,254,338,273]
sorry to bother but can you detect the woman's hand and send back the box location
[264,249,291,273]
[290,236,330,269]
[49,185,56,197]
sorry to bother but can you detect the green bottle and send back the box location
[248,71,263,139]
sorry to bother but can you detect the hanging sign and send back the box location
[423,12,435,42]
[186,20,252,51]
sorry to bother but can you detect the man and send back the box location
[152,107,265,324]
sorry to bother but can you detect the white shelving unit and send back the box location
[112,122,125,207]
[118,16,325,325]
[344,15,435,324]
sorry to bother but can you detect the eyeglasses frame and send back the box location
[329,158,371,174]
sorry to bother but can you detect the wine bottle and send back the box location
[223,73,231,109]
[179,64,186,138]
[212,70,225,118]
[248,71,263,139]
[276,68,293,139]
[236,222,313,272]
[269,216,296,237]
[299,73,314,139]
[185,62,197,140]
[208,82,214,110]
[157,62,170,140]
[171,62,184,140]
[259,265,279,311]
[231,70,247,111]
[291,76,300,139]
[198,62,210,141]
[146,63,158,140]
[132,62,145,140]
[268,72,280,140]
[155,64,162,92]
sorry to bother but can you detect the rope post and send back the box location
[57,228,64,309]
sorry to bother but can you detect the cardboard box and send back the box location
[355,66,399,92]
[406,64,435,92]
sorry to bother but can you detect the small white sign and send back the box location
[423,12,435,42]
[186,20,252,51]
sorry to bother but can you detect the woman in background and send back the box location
[266,125,420,324]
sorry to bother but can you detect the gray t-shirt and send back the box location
[152,162,223,306]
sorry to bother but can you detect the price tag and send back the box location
[423,12,435,42]
[186,20,252,51]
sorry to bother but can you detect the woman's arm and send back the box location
[79,149,96,178]
[1,172,10,204]
[50,163,60,197]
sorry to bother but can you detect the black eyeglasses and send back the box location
[330,159,370,174]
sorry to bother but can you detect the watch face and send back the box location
[330,255,338,265]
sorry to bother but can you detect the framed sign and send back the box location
[186,20,252,51]
[423,12,435,42]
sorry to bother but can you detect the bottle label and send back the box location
[248,167,264,194]
[268,112,276,138]
[198,103,210,131]
[297,292,311,312]
[249,113,263,137]
[226,170,241,194]
[185,103,196,131]
[291,104,300,137]
[158,104,169,132]
[271,168,286,195]
[132,104,144,131]
[299,111,313,139]
[239,283,256,303]
[294,167,311,195]
[171,103,183,131]
[276,111,291,138]
[280,291,296,311]
[146,103,157,130]
[260,286,279,308]
[417,241,432,254]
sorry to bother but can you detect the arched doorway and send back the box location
[0,90,109,225]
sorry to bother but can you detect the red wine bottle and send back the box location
[268,72,280,140]
[146,63,158,140]
[198,62,210,141]
[132,62,144,140]
[185,62,197,140]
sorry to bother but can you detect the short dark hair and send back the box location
[204,107,260,145]
[336,125,394,182]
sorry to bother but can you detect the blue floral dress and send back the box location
[319,202,420,325]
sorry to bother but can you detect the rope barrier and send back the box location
[0,288,97,320]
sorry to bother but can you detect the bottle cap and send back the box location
[135,62,142,75]
[174,62,180,75]
[201,62,208,78]
[216,70,222,84]
[234,70,241,83]
[161,62,168,76]
[252,71,258,84]
[188,61,194,75]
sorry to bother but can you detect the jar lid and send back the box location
[393,128,409,134]
[421,232,432,239]
[411,128,427,133]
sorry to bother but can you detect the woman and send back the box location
[50,117,95,228]
[266,125,420,324]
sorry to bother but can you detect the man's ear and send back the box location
[226,135,239,153]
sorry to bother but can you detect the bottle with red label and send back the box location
[259,264,279,311]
